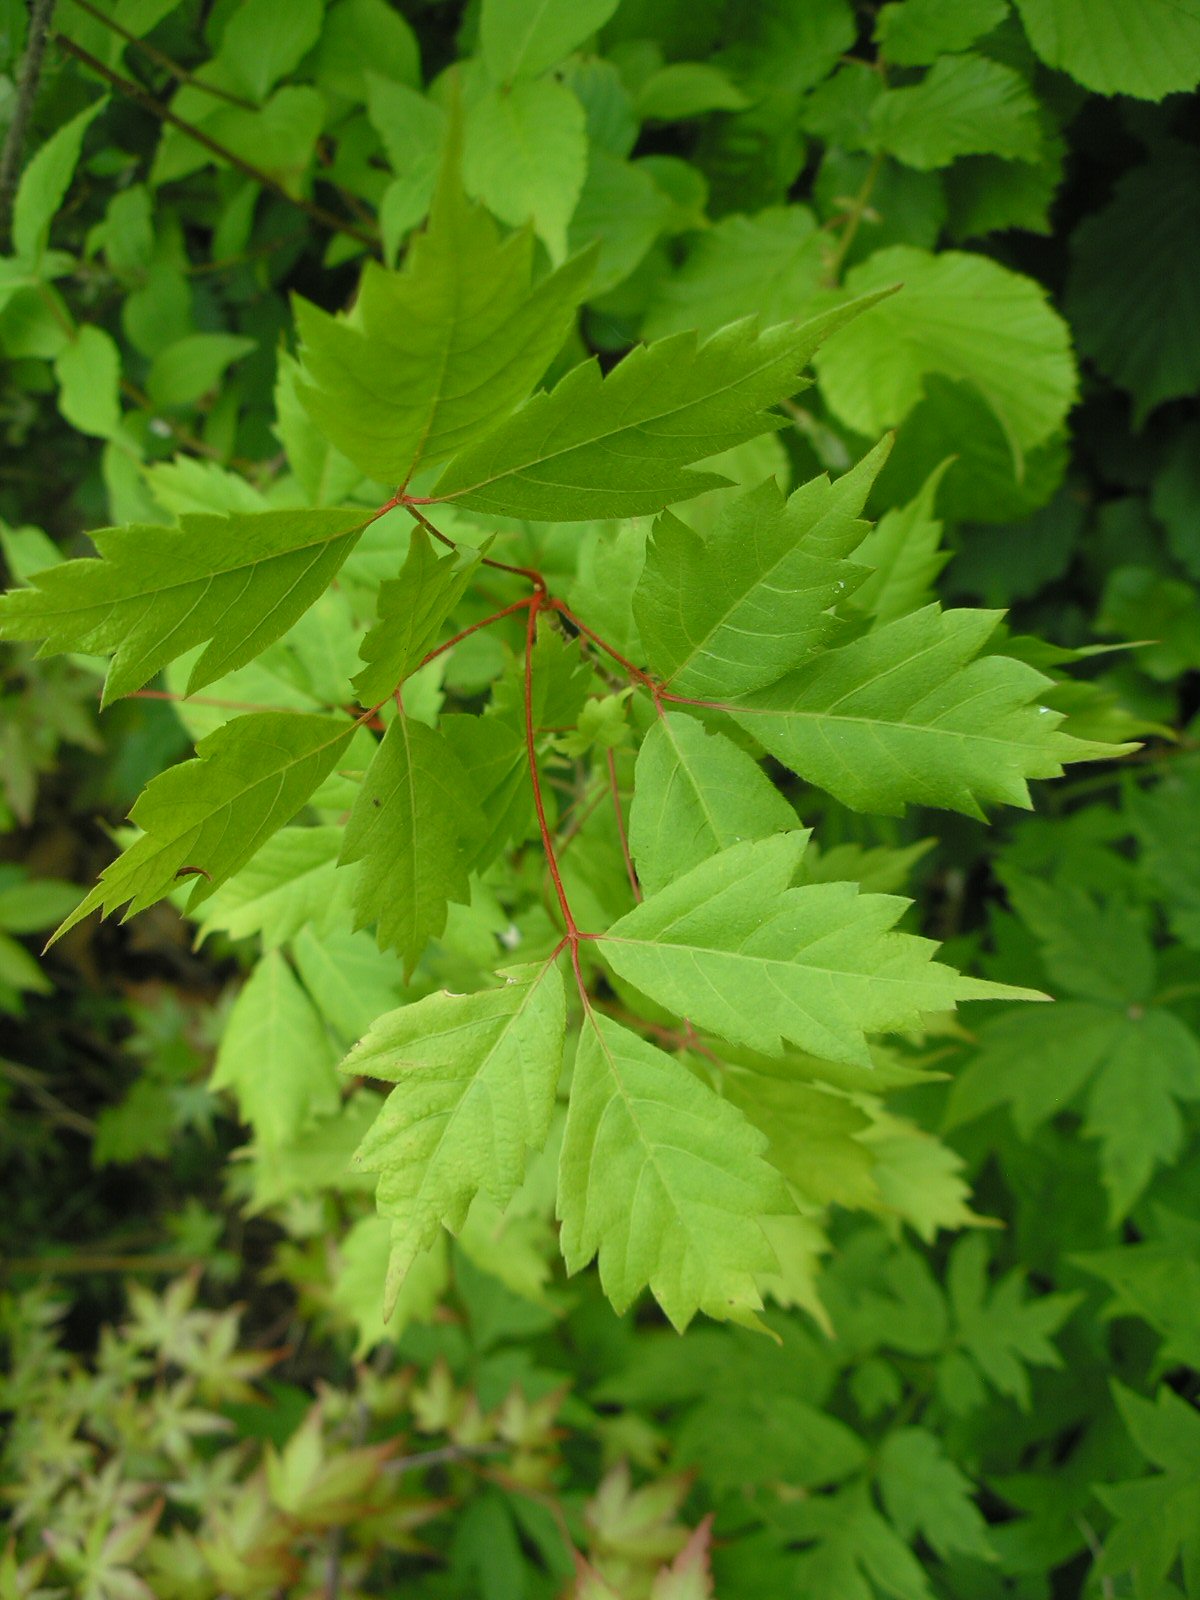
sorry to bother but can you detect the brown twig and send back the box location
[52,34,380,251]
[63,0,258,110]
[0,0,59,250]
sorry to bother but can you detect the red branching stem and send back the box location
[606,748,641,902]
[548,599,659,696]
[402,500,547,593]
[523,598,589,1000]
[413,598,535,675]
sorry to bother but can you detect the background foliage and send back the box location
[1,1,1198,1596]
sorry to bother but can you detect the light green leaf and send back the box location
[339,718,484,970]
[730,606,1108,818]
[558,1011,785,1329]
[814,246,1076,461]
[634,445,886,699]
[629,714,796,897]
[1066,145,1200,425]
[875,0,1010,65]
[723,1071,877,1209]
[353,530,482,706]
[54,325,122,439]
[869,53,1043,171]
[479,0,620,82]
[0,506,370,703]
[599,835,1024,1068]
[195,826,355,949]
[366,76,446,255]
[216,0,324,101]
[292,927,407,1044]
[211,949,340,1148]
[431,296,884,521]
[146,332,256,409]
[845,460,951,623]
[295,149,592,484]
[12,99,105,263]
[643,207,827,340]
[635,63,749,120]
[314,0,421,99]
[463,78,587,263]
[567,150,678,295]
[1014,0,1200,99]
[344,961,566,1314]
[52,712,355,943]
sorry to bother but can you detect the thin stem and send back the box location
[403,502,547,593]
[824,148,884,286]
[548,599,659,696]
[412,598,534,675]
[52,35,380,251]
[63,0,258,110]
[0,0,58,250]
[606,749,640,902]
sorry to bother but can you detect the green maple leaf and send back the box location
[0,508,371,704]
[597,834,1027,1069]
[429,296,886,521]
[628,713,797,897]
[557,1010,786,1329]
[728,605,1114,818]
[294,141,593,485]
[338,717,484,969]
[352,529,483,705]
[53,712,356,944]
[211,948,340,1150]
[875,1428,994,1563]
[633,443,886,700]
[1098,1383,1200,1595]
[944,1234,1078,1411]
[344,961,565,1315]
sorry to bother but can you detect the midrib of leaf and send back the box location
[578,1010,735,1256]
[659,717,727,842]
[597,929,1013,1001]
[433,329,795,501]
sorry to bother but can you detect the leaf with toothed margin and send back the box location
[557,1009,787,1330]
[0,507,371,705]
[344,960,566,1317]
[597,834,1040,1067]
[51,712,356,945]
[428,294,894,522]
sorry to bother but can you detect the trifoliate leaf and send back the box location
[634,444,886,699]
[211,949,340,1149]
[0,508,370,704]
[869,53,1042,171]
[628,714,796,897]
[642,207,827,340]
[195,826,355,949]
[430,297,888,521]
[814,247,1076,461]
[344,961,566,1314]
[295,148,593,484]
[339,717,484,969]
[53,712,356,944]
[598,835,1027,1068]
[1066,145,1200,425]
[352,530,482,705]
[463,78,588,264]
[730,606,1108,818]
[875,0,1009,65]
[557,1011,785,1329]
[1013,0,1200,99]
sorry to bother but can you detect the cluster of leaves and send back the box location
[1,0,1199,1596]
